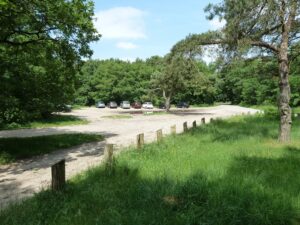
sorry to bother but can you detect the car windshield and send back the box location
[98,101,104,104]
[123,101,129,104]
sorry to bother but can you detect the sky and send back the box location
[91,0,223,62]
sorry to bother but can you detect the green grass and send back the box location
[143,111,168,116]
[101,115,133,119]
[0,115,88,130]
[2,115,300,224]
[250,104,300,119]
[190,102,231,108]
[71,105,86,110]
[0,133,103,165]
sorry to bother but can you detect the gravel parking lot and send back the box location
[0,105,260,208]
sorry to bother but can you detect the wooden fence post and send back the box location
[183,122,188,132]
[105,144,114,173]
[51,159,65,191]
[192,120,197,128]
[201,118,205,124]
[156,129,163,142]
[105,144,114,164]
[137,133,144,149]
[171,125,176,135]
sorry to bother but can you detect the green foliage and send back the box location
[152,55,195,107]
[76,57,216,107]
[205,0,300,54]
[0,133,103,165]
[174,61,217,104]
[290,59,300,106]
[215,57,279,105]
[0,0,99,125]
[75,59,156,105]
[214,56,300,107]
[2,116,300,224]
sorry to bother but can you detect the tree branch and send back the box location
[0,37,59,46]
[251,41,279,53]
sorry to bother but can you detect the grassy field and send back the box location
[0,115,88,130]
[101,115,133,119]
[1,114,300,224]
[143,111,169,116]
[0,133,103,165]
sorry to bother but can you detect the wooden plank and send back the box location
[137,133,144,149]
[105,144,114,173]
[171,125,176,135]
[51,159,65,191]
[157,129,163,142]
[192,120,197,128]
[183,122,188,132]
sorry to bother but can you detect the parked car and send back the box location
[120,101,130,109]
[58,104,72,112]
[159,103,166,109]
[142,102,154,109]
[96,101,105,108]
[176,102,190,108]
[131,101,142,109]
[107,101,118,108]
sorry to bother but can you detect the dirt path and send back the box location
[0,105,260,208]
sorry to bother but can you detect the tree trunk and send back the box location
[165,96,171,112]
[163,90,171,112]
[278,41,291,142]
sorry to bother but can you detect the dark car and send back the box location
[96,101,105,108]
[131,101,142,109]
[176,102,189,108]
[107,101,118,108]
[58,104,72,112]
[159,103,166,109]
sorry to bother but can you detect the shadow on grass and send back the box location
[1,162,296,225]
[228,147,300,198]
[0,133,104,165]
[0,115,88,130]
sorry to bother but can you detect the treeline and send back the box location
[75,59,155,105]
[215,57,300,106]
[75,56,300,107]
[74,57,216,107]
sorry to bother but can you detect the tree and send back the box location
[75,59,155,105]
[151,55,198,111]
[0,0,99,124]
[215,57,278,105]
[172,0,300,142]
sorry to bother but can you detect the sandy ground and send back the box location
[0,105,260,209]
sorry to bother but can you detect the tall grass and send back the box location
[1,115,300,224]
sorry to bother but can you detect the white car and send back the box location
[142,102,154,109]
[120,101,130,109]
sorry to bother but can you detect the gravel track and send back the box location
[0,105,260,209]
